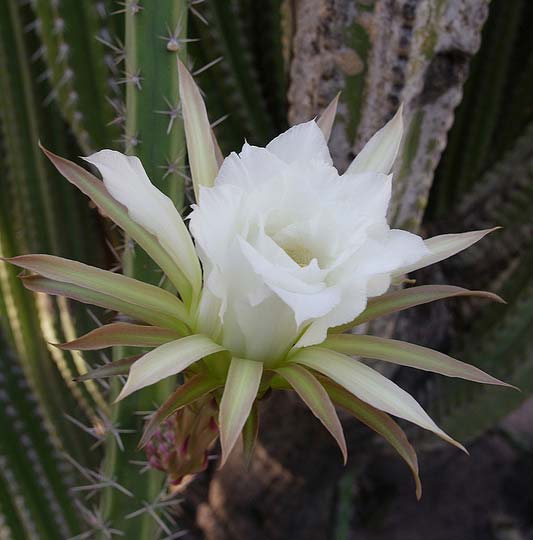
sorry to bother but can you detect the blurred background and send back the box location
[0,0,531,539]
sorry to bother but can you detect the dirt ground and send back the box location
[349,398,533,540]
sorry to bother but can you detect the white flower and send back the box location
[11,63,508,485]
[189,110,427,364]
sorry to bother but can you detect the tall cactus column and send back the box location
[100,1,189,537]
[288,0,490,232]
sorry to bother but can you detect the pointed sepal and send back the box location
[219,358,263,467]
[276,364,347,463]
[39,144,190,296]
[345,105,403,175]
[117,335,227,401]
[317,93,340,142]
[330,285,505,333]
[21,275,184,330]
[241,401,259,468]
[291,347,466,452]
[393,228,500,277]
[321,376,422,500]
[56,323,181,351]
[4,254,189,327]
[178,58,219,200]
[74,355,140,382]
[322,334,515,388]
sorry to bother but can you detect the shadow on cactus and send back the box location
[1,60,517,500]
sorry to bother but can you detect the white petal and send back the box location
[357,229,428,277]
[237,237,324,295]
[317,93,340,142]
[291,347,464,450]
[295,279,367,348]
[116,335,226,401]
[365,274,391,297]
[338,172,392,220]
[392,228,499,277]
[219,357,263,465]
[345,105,403,175]
[178,59,219,200]
[215,145,286,190]
[240,144,287,186]
[266,120,332,165]
[270,283,341,327]
[237,235,340,326]
[224,294,298,365]
[84,150,201,293]
[191,183,245,269]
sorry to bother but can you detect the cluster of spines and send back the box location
[28,0,119,151]
[189,0,282,153]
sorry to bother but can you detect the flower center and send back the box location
[280,243,314,267]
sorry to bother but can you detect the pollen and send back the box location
[282,244,314,267]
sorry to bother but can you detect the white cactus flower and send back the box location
[3,60,514,497]
[189,107,428,363]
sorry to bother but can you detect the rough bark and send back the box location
[195,2,490,539]
[288,0,489,231]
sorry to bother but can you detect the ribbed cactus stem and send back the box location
[0,334,80,539]
[0,0,105,462]
[31,0,119,151]
[188,0,283,155]
[100,1,190,536]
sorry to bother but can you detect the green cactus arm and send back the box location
[99,2,191,536]
[189,0,279,153]
[0,0,107,460]
[0,333,82,538]
[31,0,119,151]
[0,478,27,540]
[237,0,287,131]
[0,199,96,465]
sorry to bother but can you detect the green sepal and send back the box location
[21,275,186,332]
[57,322,181,351]
[5,254,190,326]
[330,285,504,334]
[275,364,347,463]
[219,358,263,466]
[322,334,513,387]
[320,376,422,500]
